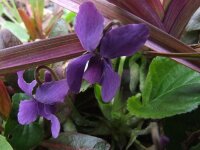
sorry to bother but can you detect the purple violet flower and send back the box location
[160,135,170,149]
[66,2,149,102]
[17,71,69,138]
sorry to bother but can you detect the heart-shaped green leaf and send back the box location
[128,57,200,119]
[0,135,13,150]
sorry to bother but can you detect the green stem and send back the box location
[134,140,147,150]
[118,56,126,76]
[110,57,126,104]
[34,65,59,85]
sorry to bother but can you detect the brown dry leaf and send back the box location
[0,29,21,118]
[0,80,11,119]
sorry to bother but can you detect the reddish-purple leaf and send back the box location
[163,0,188,32]
[108,0,165,30]
[51,0,200,72]
[0,34,84,75]
[169,0,200,38]
[107,0,125,9]
[163,0,200,38]
[147,0,164,20]
[162,0,172,10]
[0,0,200,76]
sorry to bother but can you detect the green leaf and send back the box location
[63,11,76,23]
[128,52,142,93]
[128,57,200,119]
[9,93,29,119]
[1,21,29,42]
[2,8,17,23]
[139,57,148,92]
[4,93,43,150]
[186,8,200,31]
[129,62,140,93]
[80,80,91,92]
[0,3,3,16]
[42,132,110,150]
[0,135,13,150]
[190,143,200,150]
[29,0,44,31]
[5,121,43,150]
[181,31,199,44]
[49,19,68,38]
[94,85,112,120]
[111,56,128,119]
[2,0,22,22]
[9,0,22,22]
[63,118,77,132]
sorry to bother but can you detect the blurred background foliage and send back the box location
[0,0,76,42]
[0,0,200,150]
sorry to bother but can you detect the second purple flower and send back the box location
[17,71,69,138]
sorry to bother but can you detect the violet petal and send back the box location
[66,53,93,93]
[35,79,69,104]
[45,71,52,82]
[17,71,37,96]
[18,99,38,124]
[42,112,60,138]
[101,62,120,102]
[100,24,149,59]
[75,1,104,51]
[83,56,104,84]
[160,135,170,148]
[43,103,56,114]
[39,104,60,138]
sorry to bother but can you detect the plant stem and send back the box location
[135,140,147,150]
[143,51,200,59]
[118,56,126,76]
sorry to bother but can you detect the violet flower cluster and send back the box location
[66,2,149,102]
[17,71,68,138]
[17,1,149,138]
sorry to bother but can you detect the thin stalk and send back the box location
[144,51,200,59]
[111,56,126,104]
[118,56,126,76]
[34,65,59,85]
[134,140,147,150]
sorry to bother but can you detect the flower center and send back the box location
[94,20,122,57]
